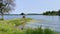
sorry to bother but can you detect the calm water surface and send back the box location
[0,15,60,32]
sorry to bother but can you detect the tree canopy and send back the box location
[43,10,60,15]
[0,0,15,20]
[20,13,25,15]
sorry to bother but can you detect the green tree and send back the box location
[58,10,60,15]
[51,11,56,15]
[43,10,58,15]
[20,13,25,15]
[0,0,15,20]
[43,11,51,15]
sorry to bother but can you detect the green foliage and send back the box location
[0,18,32,34]
[25,27,58,34]
[0,0,15,20]
[44,28,54,34]
[0,22,23,34]
[8,19,22,26]
[7,18,32,26]
[58,10,60,15]
[43,10,59,15]
[0,18,58,34]
[20,13,25,15]
[0,18,4,20]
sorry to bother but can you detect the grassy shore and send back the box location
[0,18,58,34]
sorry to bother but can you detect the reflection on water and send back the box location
[0,15,60,32]
[58,16,60,21]
[26,15,60,32]
[25,21,60,32]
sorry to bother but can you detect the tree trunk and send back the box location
[0,10,4,20]
[1,13,4,20]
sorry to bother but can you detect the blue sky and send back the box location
[10,0,60,14]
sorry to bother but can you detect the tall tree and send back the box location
[0,0,15,20]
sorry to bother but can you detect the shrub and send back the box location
[25,27,58,34]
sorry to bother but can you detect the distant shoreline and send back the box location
[0,14,42,15]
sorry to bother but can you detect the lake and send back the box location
[0,15,60,32]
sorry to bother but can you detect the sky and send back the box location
[10,0,60,14]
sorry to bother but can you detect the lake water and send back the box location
[0,15,60,32]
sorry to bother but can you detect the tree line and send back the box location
[43,10,60,15]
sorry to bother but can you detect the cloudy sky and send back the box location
[10,0,60,14]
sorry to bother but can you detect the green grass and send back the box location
[0,18,32,26]
[25,27,58,34]
[0,21,23,34]
[0,18,58,34]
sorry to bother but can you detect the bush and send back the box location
[25,27,58,34]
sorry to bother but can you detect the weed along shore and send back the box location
[16,18,32,29]
[0,18,58,34]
